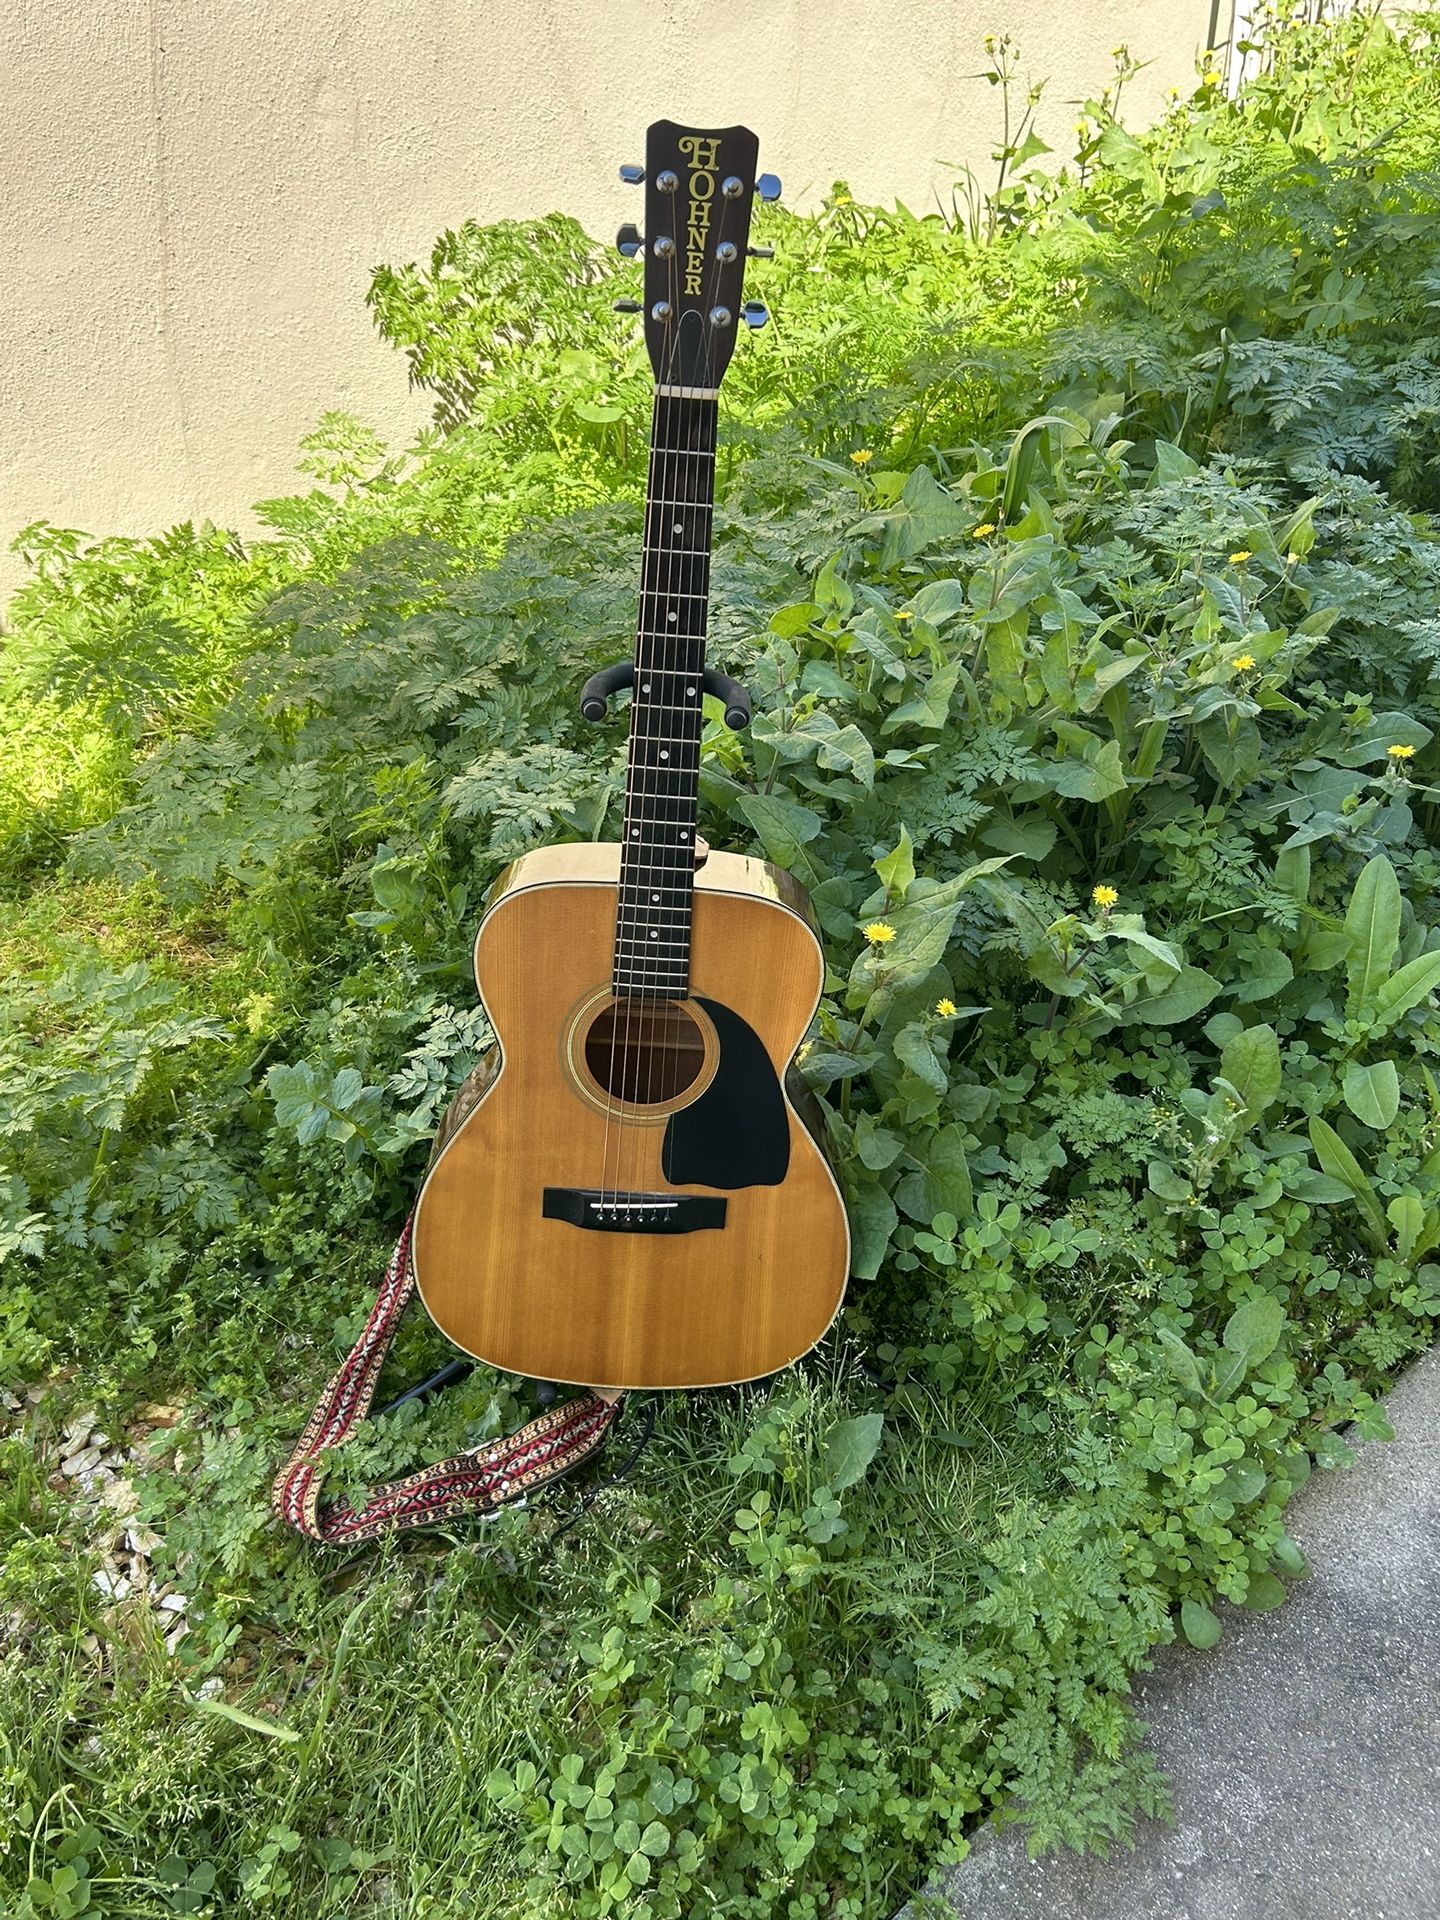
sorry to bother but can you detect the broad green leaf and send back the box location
[882,655,963,733]
[1309,1117,1387,1242]
[1273,844,1311,904]
[824,1412,884,1491]
[1125,966,1222,1027]
[1387,1193,1426,1261]
[1152,440,1201,483]
[1273,1535,1310,1578]
[1223,1459,1266,1504]
[980,814,1058,861]
[1234,948,1293,1003]
[854,1112,903,1171]
[1344,855,1401,1016]
[1043,739,1128,803]
[1147,1161,1192,1203]
[857,858,1013,1014]
[1156,1327,1203,1394]
[1370,951,1440,1033]
[878,466,970,569]
[846,1178,897,1281]
[893,1022,948,1094]
[1180,1599,1222,1649]
[736,792,824,882]
[1333,711,1432,767]
[893,1125,973,1223]
[1223,1295,1284,1367]
[1241,1572,1288,1612]
[873,825,915,902]
[1342,1059,1400,1130]
[906,579,970,625]
[1220,1024,1281,1116]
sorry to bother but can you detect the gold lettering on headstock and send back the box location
[677,135,722,297]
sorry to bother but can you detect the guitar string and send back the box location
[629,182,736,1199]
[604,158,746,1216]
[624,230,689,1201]
[630,183,735,1198]
[601,213,681,1210]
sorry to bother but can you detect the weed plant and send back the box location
[4,9,1440,1916]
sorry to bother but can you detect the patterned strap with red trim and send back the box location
[270,1212,622,1546]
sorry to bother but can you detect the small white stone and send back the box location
[158,1592,189,1615]
[62,1446,102,1477]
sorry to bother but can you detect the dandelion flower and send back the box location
[1092,885,1119,910]
[1233,653,1256,672]
[1388,743,1417,760]
[936,998,958,1018]
[972,522,996,539]
[1229,548,1253,564]
[864,921,897,944]
[1203,67,1222,84]
[894,609,914,621]
[850,450,873,466]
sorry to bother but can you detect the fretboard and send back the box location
[614,392,717,999]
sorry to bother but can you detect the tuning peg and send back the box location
[613,299,642,313]
[616,223,643,258]
[756,172,782,202]
[748,245,775,259]
[741,300,769,330]
[619,163,645,184]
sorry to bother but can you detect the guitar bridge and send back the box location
[542,1189,726,1234]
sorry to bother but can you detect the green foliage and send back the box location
[4,9,1440,1916]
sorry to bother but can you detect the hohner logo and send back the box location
[678,135,720,297]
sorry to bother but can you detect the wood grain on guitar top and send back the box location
[411,843,850,1389]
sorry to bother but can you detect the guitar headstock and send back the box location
[615,120,777,393]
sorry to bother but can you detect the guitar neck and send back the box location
[613,390,718,1000]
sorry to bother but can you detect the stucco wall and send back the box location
[0,0,1219,610]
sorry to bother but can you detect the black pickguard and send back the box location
[662,997,790,1189]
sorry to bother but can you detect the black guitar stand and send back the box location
[579,661,752,731]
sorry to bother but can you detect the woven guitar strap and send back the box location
[270,1210,622,1546]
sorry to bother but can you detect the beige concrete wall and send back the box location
[0,0,1217,610]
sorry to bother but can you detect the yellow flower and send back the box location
[1202,67,1222,85]
[834,195,853,207]
[850,449,873,466]
[972,522,997,538]
[1074,120,1090,136]
[1233,653,1256,672]
[864,921,897,944]
[1387,743,1417,760]
[1229,548,1253,564]
[1091,885,1119,910]
[1291,247,1303,259]
[894,609,914,621]
[1286,550,1302,566]
[936,998,958,1018]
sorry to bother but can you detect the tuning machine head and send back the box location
[756,172,782,202]
[742,300,769,330]
[619,163,645,185]
[616,222,643,257]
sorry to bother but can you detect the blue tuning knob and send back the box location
[616,223,643,257]
[742,301,769,330]
[619,163,645,184]
[756,172,782,202]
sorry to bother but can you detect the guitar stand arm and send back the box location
[579,661,751,730]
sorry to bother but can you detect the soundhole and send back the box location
[584,998,707,1107]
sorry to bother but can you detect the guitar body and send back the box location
[412,843,849,1388]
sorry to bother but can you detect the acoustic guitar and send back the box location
[412,121,850,1389]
